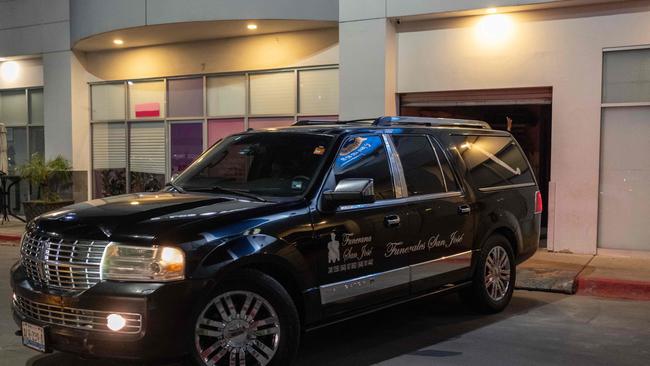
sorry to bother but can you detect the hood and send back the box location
[32,192,282,243]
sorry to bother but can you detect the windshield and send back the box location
[174,132,333,198]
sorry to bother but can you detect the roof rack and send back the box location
[373,116,491,129]
[293,116,492,129]
[293,118,375,126]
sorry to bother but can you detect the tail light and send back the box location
[534,191,543,214]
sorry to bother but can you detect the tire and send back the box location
[460,234,516,314]
[189,269,300,366]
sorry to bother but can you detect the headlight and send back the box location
[100,243,185,282]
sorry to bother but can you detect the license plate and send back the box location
[22,321,46,352]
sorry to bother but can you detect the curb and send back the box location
[576,276,650,301]
[0,233,21,242]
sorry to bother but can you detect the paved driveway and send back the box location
[1,245,648,366]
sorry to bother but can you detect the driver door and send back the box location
[310,134,416,316]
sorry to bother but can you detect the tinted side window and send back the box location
[334,135,395,200]
[391,135,446,195]
[451,135,534,188]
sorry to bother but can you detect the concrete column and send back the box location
[43,51,89,202]
[339,0,397,119]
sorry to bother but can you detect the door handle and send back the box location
[384,214,401,228]
[458,205,472,215]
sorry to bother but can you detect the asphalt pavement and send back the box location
[0,246,648,366]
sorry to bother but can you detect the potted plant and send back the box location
[17,153,74,222]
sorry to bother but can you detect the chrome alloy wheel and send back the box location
[484,246,511,302]
[195,290,281,366]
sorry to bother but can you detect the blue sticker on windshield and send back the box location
[336,136,382,169]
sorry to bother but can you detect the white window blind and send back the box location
[92,123,126,169]
[603,48,650,103]
[91,83,125,121]
[129,122,166,174]
[299,69,339,115]
[207,75,246,116]
[250,72,296,115]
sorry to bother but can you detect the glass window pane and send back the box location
[91,83,125,121]
[29,89,44,125]
[29,126,44,157]
[207,75,246,117]
[168,78,203,117]
[1,90,28,125]
[603,48,650,103]
[7,127,27,173]
[208,118,245,145]
[451,135,534,188]
[171,122,203,175]
[6,127,28,213]
[129,80,165,119]
[129,122,165,192]
[92,123,126,198]
[392,135,446,195]
[250,72,296,115]
[249,117,294,130]
[334,135,395,200]
[299,69,339,115]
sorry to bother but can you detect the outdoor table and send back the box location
[0,173,26,223]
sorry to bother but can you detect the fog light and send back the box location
[106,314,126,332]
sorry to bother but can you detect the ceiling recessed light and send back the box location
[486,8,498,14]
[113,39,124,45]
[247,24,258,30]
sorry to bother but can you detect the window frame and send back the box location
[88,65,339,199]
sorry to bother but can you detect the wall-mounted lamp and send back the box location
[0,61,19,82]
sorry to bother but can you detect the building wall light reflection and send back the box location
[474,14,515,47]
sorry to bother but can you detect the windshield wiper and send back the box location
[165,181,186,194]
[208,185,267,202]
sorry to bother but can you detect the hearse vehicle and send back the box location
[11,116,541,365]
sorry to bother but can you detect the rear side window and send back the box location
[391,135,446,195]
[334,135,395,200]
[451,135,534,188]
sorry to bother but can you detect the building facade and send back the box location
[0,0,649,255]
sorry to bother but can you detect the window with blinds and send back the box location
[299,69,339,115]
[129,122,166,174]
[250,72,296,115]
[207,75,246,116]
[91,83,125,121]
[92,123,126,170]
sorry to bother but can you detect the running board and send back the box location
[305,281,472,332]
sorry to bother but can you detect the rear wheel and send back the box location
[460,234,515,313]
[190,270,300,366]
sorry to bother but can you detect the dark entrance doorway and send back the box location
[400,87,552,233]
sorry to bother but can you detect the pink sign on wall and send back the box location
[135,102,161,117]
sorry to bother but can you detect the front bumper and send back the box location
[10,262,210,361]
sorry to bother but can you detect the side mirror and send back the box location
[322,178,375,211]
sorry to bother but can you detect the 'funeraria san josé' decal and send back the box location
[327,231,465,274]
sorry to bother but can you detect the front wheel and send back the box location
[190,270,300,366]
[460,234,516,313]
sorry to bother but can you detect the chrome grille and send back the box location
[20,231,109,292]
[13,295,142,334]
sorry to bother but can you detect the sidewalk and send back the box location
[516,249,650,301]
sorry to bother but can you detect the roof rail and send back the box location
[373,116,491,129]
[293,118,375,126]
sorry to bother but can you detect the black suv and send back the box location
[11,116,541,365]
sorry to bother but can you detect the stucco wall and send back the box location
[81,28,339,81]
[70,0,339,45]
[397,8,650,253]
